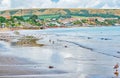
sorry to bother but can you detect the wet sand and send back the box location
[1,27,120,78]
[0,54,39,76]
[0,54,76,78]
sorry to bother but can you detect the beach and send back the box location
[0,30,77,78]
[0,26,120,78]
[0,50,77,78]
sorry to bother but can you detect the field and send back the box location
[0,9,120,18]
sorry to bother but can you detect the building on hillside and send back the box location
[59,18,80,24]
[105,18,118,20]
[0,23,6,28]
[96,17,105,22]
[64,22,73,26]
[48,22,61,26]
[5,16,11,19]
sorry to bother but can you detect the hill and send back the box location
[0,8,120,19]
[0,8,120,28]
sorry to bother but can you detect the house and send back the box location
[1,23,6,28]
[49,21,61,26]
[64,22,73,26]
[59,18,80,24]
[96,17,105,22]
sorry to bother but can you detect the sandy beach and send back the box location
[0,54,77,78]
[0,54,39,76]
[0,27,120,78]
[0,31,77,78]
[0,28,10,32]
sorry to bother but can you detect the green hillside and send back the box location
[0,9,120,19]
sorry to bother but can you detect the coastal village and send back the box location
[0,9,120,29]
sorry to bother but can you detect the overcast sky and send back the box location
[0,0,120,10]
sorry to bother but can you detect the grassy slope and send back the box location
[0,8,120,18]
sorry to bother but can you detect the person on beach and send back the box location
[49,39,51,43]
[52,41,54,44]
[114,63,119,77]
[114,69,119,77]
[114,63,119,69]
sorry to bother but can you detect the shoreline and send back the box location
[0,25,119,32]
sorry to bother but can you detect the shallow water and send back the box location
[0,26,120,78]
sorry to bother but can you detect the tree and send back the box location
[73,20,82,25]
[30,15,38,21]
[11,23,15,27]
[81,19,88,23]
[10,16,24,22]
[48,23,56,26]
[0,16,6,23]
[105,20,117,25]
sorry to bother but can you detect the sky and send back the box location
[0,0,120,10]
